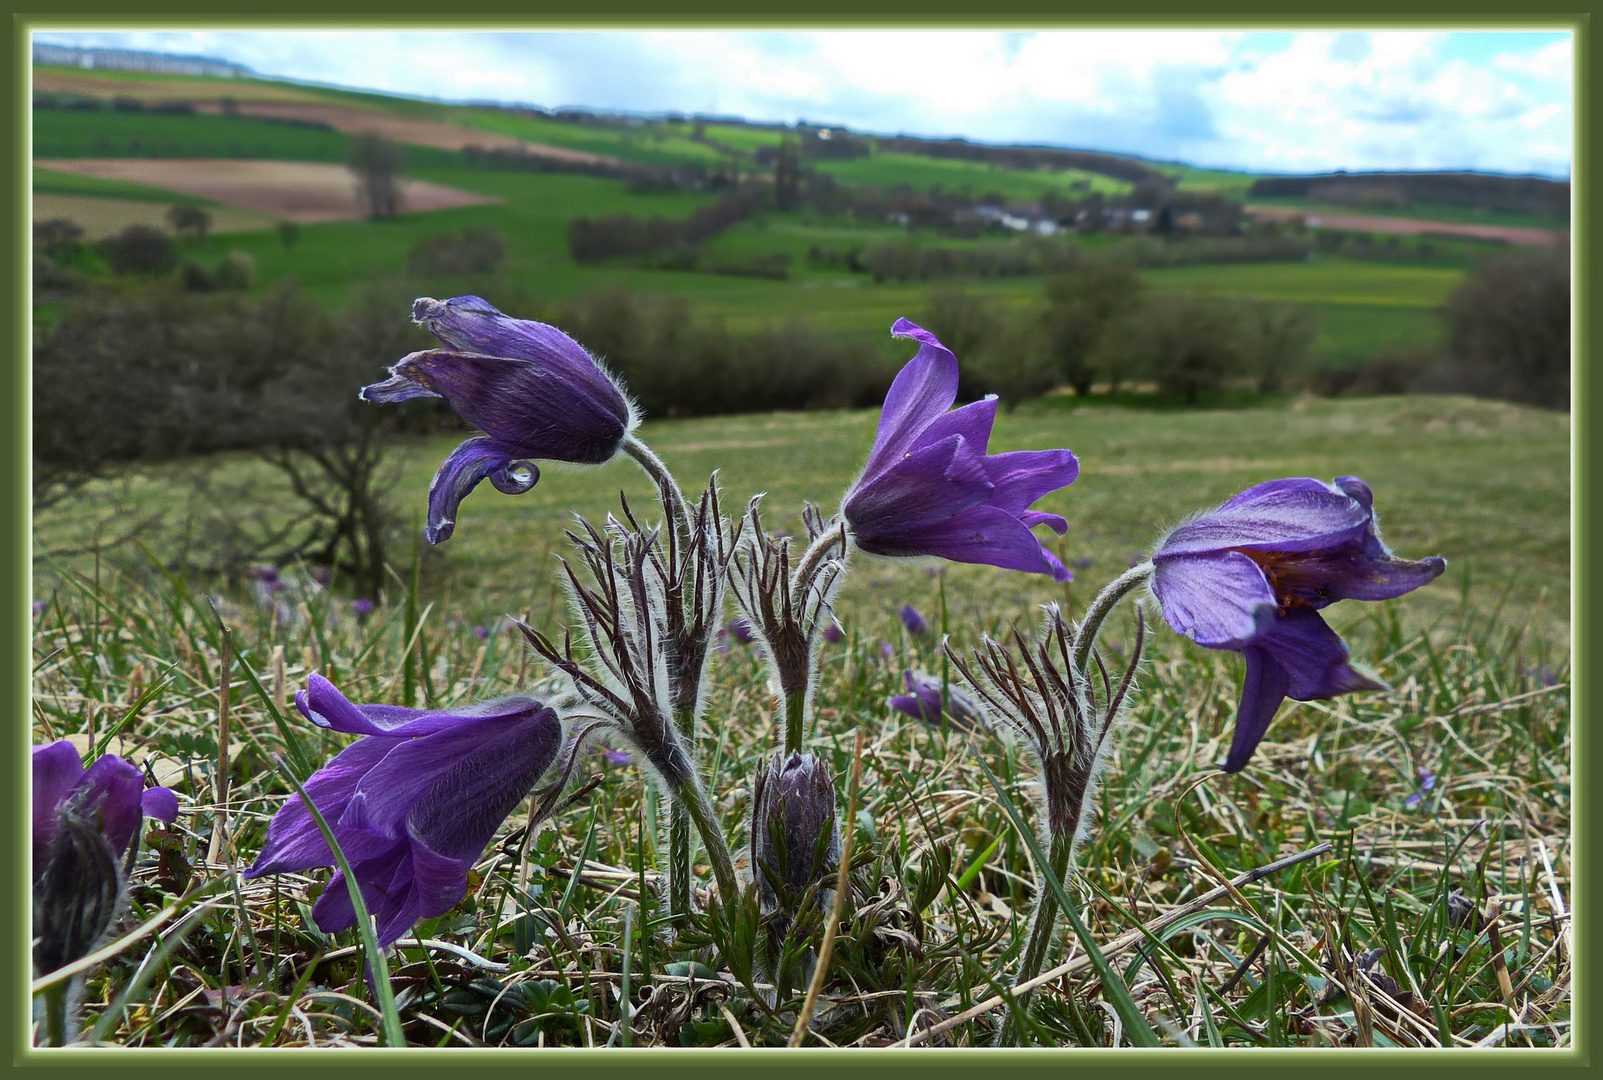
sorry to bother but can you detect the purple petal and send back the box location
[1152,550,1278,650]
[1158,478,1373,558]
[1275,552,1447,605]
[425,436,538,545]
[359,372,441,405]
[247,737,400,876]
[79,755,147,858]
[909,396,998,456]
[858,321,960,482]
[1258,607,1387,703]
[885,505,1071,580]
[1223,642,1293,773]
[142,787,179,824]
[33,741,84,867]
[890,694,938,724]
[899,605,929,635]
[846,434,995,542]
[983,449,1080,526]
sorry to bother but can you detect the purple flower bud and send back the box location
[32,600,45,616]
[842,319,1078,581]
[596,746,633,765]
[898,604,929,635]
[880,641,895,661]
[1151,476,1445,773]
[721,618,757,645]
[360,296,637,545]
[244,675,563,949]
[751,751,840,916]
[351,599,376,619]
[889,670,984,731]
[822,622,845,644]
[33,741,179,976]
[472,625,490,641]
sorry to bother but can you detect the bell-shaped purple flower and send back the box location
[750,751,840,916]
[245,674,563,949]
[898,604,929,635]
[842,319,1079,581]
[1151,476,1446,773]
[361,296,637,544]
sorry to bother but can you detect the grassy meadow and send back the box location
[30,393,1571,1048]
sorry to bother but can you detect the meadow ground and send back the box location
[30,395,1571,1048]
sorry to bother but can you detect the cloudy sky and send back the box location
[34,28,1573,177]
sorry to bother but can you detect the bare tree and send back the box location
[346,133,407,220]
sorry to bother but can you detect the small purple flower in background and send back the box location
[1072,556,1095,571]
[880,642,895,662]
[822,621,845,644]
[351,599,376,620]
[1150,476,1445,773]
[361,296,638,545]
[595,746,633,766]
[245,674,563,949]
[889,670,984,732]
[899,604,929,636]
[842,319,1079,581]
[1523,664,1561,688]
[250,565,283,607]
[717,618,757,653]
[1404,768,1437,810]
[33,741,179,978]
[472,625,491,642]
[310,565,333,588]
[32,600,46,616]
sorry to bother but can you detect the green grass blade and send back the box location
[271,756,406,1047]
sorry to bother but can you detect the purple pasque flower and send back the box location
[361,296,637,545]
[889,670,983,731]
[351,598,376,619]
[842,319,1079,581]
[898,604,929,635]
[822,621,845,644]
[245,674,563,949]
[33,741,179,873]
[1151,476,1446,773]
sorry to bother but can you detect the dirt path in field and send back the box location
[191,100,620,166]
[1244,204,1567,247]
[35,158,499,224]
[34,69,623,169]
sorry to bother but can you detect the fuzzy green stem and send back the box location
[672,775,738,901]
[666,799,694,917]
[1002,830,1076,1043]
[41,981,72,1047]
[783,687,808,755]
[1072,563,1154,676]
[621,435,689,540]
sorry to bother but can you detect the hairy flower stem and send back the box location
[796,526,848,589]
[783,688,807,754]
[665,703,698,917]
[672,774,738,901]
[621,435,690,542]
[1072,563,1154,676]
[1003,830,1076,1044]
[41,981,72,1047]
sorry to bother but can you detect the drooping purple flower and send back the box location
[33,741,179,873]
[889,670,983,731]
[842,319,1079,581]
[898,604,929,635]
[1151,476,1446,773]
[822,621,845,644]
[351,598,376,619]
[361,296,637,545]
[244,674,563,949]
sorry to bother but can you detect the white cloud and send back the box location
[31,27,1571,176]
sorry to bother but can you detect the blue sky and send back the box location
[34,28,1573,177]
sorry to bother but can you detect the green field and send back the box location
[33,107,355,161]
[33,164,218,204]
[815,151,1130,199]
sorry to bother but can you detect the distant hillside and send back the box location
[876,136,1171,186]
[1248,171,1568,219]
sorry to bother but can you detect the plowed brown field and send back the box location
[34,158,499,223]
[1245,204,1567,247]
